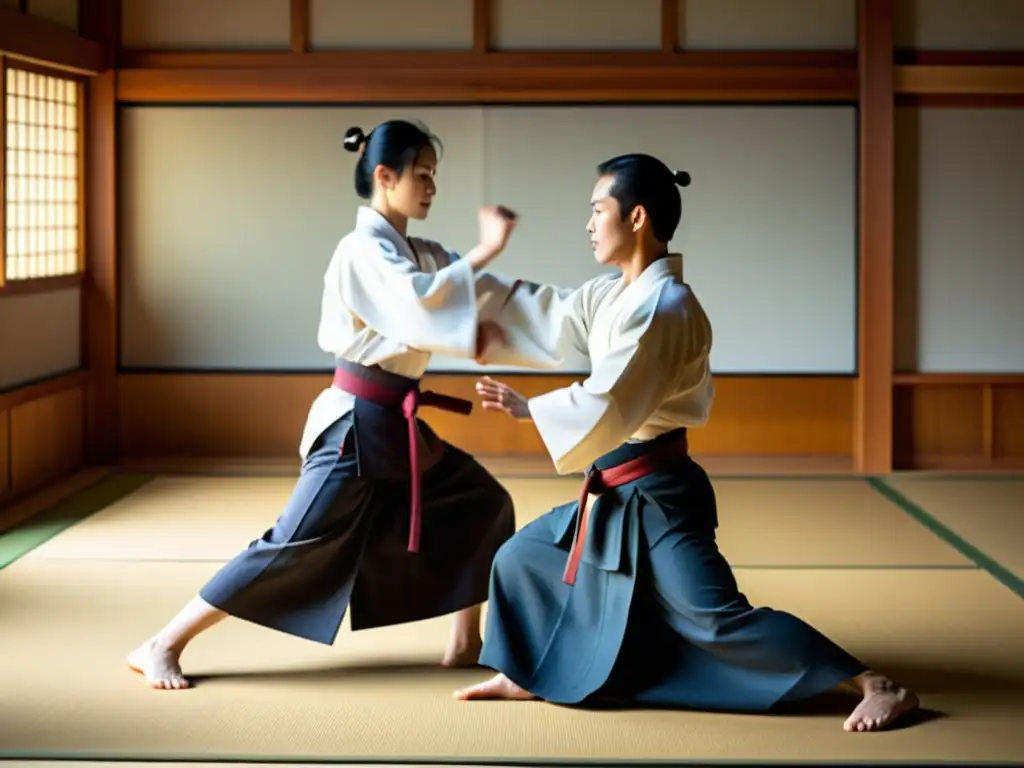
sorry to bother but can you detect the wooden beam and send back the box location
[854,0,894,475]
[117,49,855,69]
[79,0,120,466]
[895,65,1024,95]
[290,0,309,54]
[473,0,491,54]
[893,373,1024,386]
[896,93,1024,107]
[894,51,1024,66]
[892,50,1024,100]
[0,5,104,74]
[661,0,678,53]
[115,60,857,104]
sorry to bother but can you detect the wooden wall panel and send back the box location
[118,373,854,463]
[992,386,1024,460]
[0,374,105,533]
[893,377,1024,470]
[0,409,10,500]
[8,386,85,494]
[0,373,88,511]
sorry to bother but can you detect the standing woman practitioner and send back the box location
[128,119,520,689]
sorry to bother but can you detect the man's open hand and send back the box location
[475,376,531,420]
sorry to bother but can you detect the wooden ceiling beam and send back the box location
[0,5,104,75]
[115,57,857,104]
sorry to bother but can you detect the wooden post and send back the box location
[855,0,895,474]
[79,0,120,465]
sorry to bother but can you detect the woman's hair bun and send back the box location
[343,126,366,153]
[673,170,691,187]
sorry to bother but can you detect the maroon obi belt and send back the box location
[332,360,472,554]
[563,428,690,586]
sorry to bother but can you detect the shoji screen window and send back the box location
[2,62,83,284]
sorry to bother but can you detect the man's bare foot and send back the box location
[453,673,536,700]
[844,673,919,732]
[441,635,482,668]
[127,639,190,690]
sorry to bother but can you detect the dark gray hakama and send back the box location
[198,363,515,645]
[477,428,868,710]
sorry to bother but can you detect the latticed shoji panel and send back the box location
[4,66,81,281]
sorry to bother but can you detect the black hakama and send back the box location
[198,362,515,644]
[477,428,868,710]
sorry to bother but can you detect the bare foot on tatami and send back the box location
[844,673,919,732]
[452,673,536,700]
[127,638,190,690]
[441,635,483,668]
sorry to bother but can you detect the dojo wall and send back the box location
[4,0,1024,496]
[112,0,866,464]
[0,0,87,511]
[111,0,1024,468]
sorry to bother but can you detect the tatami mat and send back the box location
[711,478,972,568]
[1,557,1022,764]
[21,475,972,568]
[879,476,1024,583]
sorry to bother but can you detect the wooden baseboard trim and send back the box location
[900,455,1024,472]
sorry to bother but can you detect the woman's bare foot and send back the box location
[453,673,536,700]
[125,596,226,690]
[127,638,190,690]
[844,672,919,732]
